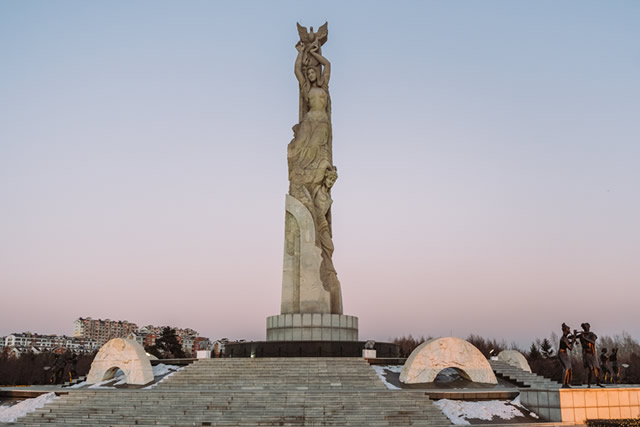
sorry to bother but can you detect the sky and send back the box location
[1,1,639,348]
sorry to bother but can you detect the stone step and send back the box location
[489,360,559,388]
[154,357,387,391]
[12,358,455,426]
[15,390,452,426]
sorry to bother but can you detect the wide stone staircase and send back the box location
[14,358,453,426]
[489,360,559,389]
[157,357,386,391]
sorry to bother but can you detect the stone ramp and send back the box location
[157,357,387,390]
[14,389,453,426]
[490,360,560,389]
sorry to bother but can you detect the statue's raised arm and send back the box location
[295,22,330,120]
[294,41,305,87]
[309,43,330,90]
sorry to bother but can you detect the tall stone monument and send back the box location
[266,23,358,342]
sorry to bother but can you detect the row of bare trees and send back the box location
[0,350,95,386]
[527,332,640,384]
[0,327,189,386]
[392,334,518,358]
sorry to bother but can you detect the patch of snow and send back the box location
[511,395,538,418]
[371,365,401,390]
[143,364,184,389]
[384,365,404,374]
[108,369,127,385]
[435,367,461,383]
[88,374,124,389]
[511,395,523,407]
[0,392,58,423]
[0,400,21,409]
[433,399,524,425]
[434,400,471,425]
[152,363,181,377]
[69,364,181,389]
[67,381,86,388]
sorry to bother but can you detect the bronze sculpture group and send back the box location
[558,322,619,388]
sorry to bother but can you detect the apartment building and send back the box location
[3,333,98,355]
[74,318,209,355]
[73,317,138,345]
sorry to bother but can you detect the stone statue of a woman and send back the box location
[285,22,342,314]
[295,22,331,121]
[269,23,359,342]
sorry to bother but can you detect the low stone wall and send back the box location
[520,387,640,423]
[427,390,519,401]
[266,313,358,341]
[224,340,399,358]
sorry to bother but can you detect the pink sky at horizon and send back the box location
[1,1,638,349]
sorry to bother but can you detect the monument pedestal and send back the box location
[266,313,358,342]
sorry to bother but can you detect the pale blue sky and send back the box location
[1,1,638,347]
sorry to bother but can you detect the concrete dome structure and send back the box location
[399,337,497,384]
[86,338,154,385]
[497,349,532,372]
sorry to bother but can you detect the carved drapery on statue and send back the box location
[282,22,343,315]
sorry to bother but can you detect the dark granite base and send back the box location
[224,341,399,358]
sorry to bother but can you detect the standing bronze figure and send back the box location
[558,323,575,388]
[575,322,603,388]
[610,348,620,383]
[600,348,611,383]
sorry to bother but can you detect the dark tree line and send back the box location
[0,327,190,386]
[144,327,186,359]
[392,335,429,357]
[465,334,522,358]
[392,334,518,359]
[0,350,95,386]
[527,332,640,384]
